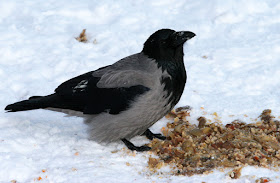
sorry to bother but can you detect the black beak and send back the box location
[170,31,196,47]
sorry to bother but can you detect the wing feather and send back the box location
[53,54,152,114]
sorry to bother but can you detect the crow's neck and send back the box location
[154,47,187,108]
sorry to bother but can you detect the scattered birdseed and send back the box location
[148,108,280,177]
[75,29,88,43]
[228,167,242,179]
[255,177,271,183]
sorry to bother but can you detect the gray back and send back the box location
[92,53,161,88]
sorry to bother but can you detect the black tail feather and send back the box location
[5,94,57,112]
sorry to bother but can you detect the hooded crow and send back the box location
[5,29,196,151]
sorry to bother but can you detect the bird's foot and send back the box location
[121,139,151,152]
[142,129,166,140]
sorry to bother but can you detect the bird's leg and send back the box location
[121,139,151,152]
[142,129,166,140]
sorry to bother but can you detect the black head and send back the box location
[142,29,196,60]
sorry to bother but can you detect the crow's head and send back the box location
[142,29,195,60]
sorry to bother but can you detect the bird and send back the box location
[5,29,196,151]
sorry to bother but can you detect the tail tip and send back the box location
[4,105,13,112]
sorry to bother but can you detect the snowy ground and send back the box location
[1,0,280,182]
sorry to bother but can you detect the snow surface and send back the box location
[1,0,280,182]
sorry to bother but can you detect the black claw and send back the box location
[142,129,166,140]
[121,139,151,152]
[153,133,166,140]
[137,145,152,151]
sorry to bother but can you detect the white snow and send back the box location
[1,0,280,182]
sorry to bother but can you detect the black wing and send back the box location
[54,69,150,115]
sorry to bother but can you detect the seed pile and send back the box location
[148,108,280,177]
